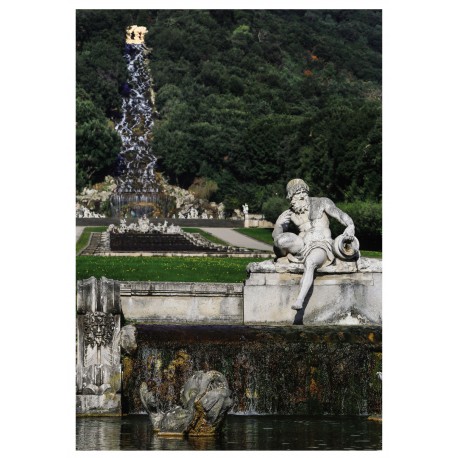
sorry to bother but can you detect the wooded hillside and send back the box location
[76,10,382,213]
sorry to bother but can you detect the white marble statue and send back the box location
[217,203,225,220]
[273,179,358,310]
[242,203,249,215]
[138,215,150,233]
[189,207,199,219]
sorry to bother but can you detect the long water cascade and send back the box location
[111,26,165,216]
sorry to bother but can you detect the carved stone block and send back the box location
[76,277,122,415]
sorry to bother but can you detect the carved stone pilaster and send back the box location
[76,277,122,415]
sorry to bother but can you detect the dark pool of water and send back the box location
[76,414,382,450]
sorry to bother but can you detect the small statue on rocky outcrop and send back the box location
[140,370,233,436]
[273,179,359,310]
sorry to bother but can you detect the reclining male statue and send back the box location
[273,178,357,310]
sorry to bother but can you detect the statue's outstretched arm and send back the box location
[323,198,355,238]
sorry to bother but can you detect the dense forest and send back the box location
[76,9,382,214]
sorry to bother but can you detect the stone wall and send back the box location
[76,217,244,228]
[76,260,382,416]
[244,214,274,228]
[123,325,382,416]
[121,282,244,325]
[77,257,382,328]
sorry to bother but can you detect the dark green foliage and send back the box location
[262,196,289,223]
[76,10,382,210]
[76,91,121,190]
[330,201,382,251]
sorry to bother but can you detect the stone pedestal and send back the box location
[76,277,122,415]
[244,258,382,325]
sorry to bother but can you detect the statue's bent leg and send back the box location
[291,248,327,310]
[274,232,304,259]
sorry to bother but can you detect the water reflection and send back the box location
[76,415,382,451]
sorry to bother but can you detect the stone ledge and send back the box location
[120,281,244,325]
[247,256,382,274]
[96,251,272,258]
[120,281,243,297]
[246,272,375,287]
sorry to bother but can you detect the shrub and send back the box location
[330,201,382,251]
[188,177,219,200]
[262,196,289,223]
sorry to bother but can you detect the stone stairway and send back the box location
[78,230,271,258]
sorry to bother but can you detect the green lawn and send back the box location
[234,227,274,245]
[76,256,266,282]
[235,228,382,259]
[360,250,382,259]
[182,227,230,246]
[76,226,108,254]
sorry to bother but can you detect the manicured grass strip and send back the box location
[234,228,274,245]
[360,250,382,259]
[235,228,382,258]
[76,226,108,254]
[182,227,231,246]
[76,256,266,282]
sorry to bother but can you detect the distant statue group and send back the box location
[273,179,359,310]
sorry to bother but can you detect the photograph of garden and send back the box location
[75,9,382,451]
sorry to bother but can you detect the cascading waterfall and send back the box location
[112,26,165,216]
[123,325,382,416]
[115,43,156,193]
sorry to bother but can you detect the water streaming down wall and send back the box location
[122,325,382,416]
[112,38,162,217]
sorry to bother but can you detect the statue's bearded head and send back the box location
[286,179,310,214]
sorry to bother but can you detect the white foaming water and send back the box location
[115,43,157,194]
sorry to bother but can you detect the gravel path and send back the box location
[199,227,273,251]
[76,226,85,242]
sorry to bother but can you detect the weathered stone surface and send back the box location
[76,277,122,415]
[120,325,138,355]
[247,257,381,274]
[120,282,243,325]
[77,276,121,314]
[140,370,233,436]
[76,394,121,416]
[244,265,382,325]
[125,326,382,416]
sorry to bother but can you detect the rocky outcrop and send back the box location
[76,176,117,216]
[155,173,224,219]
[76,173,228,219]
